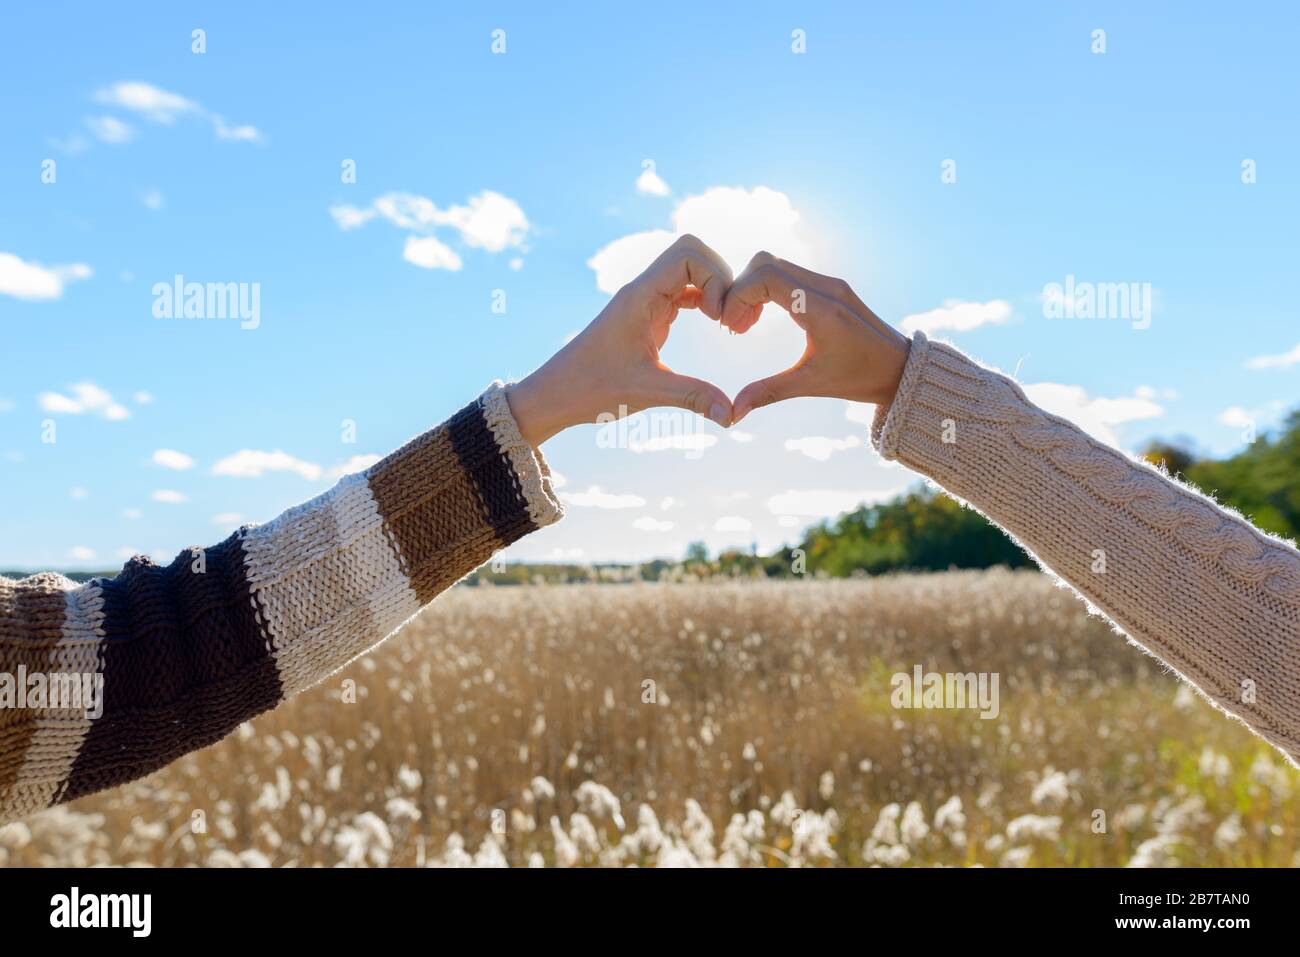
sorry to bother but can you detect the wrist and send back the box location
[506,366,581,449]
[872,331,911,406]
[506,374,557,450]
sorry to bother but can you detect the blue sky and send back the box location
[1,2,1297,570]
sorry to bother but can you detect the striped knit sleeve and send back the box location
[0,382,562,823]
[871,331,1300,764]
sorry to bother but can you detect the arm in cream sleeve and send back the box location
[872,331,1300,764]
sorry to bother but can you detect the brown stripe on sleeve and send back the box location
[0,575,71,794]
[366,400,517,604]
[448,401,540,545]
[62,530,281,802]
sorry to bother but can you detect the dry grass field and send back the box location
[1,569,1295,867]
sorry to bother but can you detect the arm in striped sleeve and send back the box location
[0,383,562,822]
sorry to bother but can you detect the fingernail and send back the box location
[707,403,730,427]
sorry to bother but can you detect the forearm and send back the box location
[0,383,562,823]
[872,332,1300,762]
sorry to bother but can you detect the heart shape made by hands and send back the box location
[661,299,809,406]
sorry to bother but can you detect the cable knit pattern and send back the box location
[873,331,1300,763]
[0,384,562,823]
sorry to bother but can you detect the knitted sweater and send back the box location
[0,384,563,824]
[873,333,1300,764]
[3,338,1299,825]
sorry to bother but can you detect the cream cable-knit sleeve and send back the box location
[872,332,1300,764]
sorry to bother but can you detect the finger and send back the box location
[721,259,821,333]
[648,234,733,321]
[721,251,780,331]
[641,365,733,427]
[670,287,704,313]
[732,366,814,424]
[762,257,874,321]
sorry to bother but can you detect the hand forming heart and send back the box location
[507,235,911,448]
[719,251,911,423]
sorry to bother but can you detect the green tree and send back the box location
[1183,410,1300,539]
[684,541,710,564]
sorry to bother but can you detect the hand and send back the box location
[719,252,912,424]
[508,235,735,447]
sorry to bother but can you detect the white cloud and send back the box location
[0,398,14,413]
[1134,384,1178,401]
[636,166,671,196]
[1246,342,1300,370]
[403,235,463,271]
[0,253,92,301]
[212,512,244,532]
[784,434,862,461]
[213,117,262,142]
[70,546,97,562]
[329,205,376,230]
[560,485,646,509]
[92,81,261,142]
[1217,406,1254,429]
[39,393,81,414]
[633,516,674,532]
[142,189,164,210]
[845,402,876,428]
[714,516,752,533]
[586,185,812,294]
[122,508,143,519]
[95,81,199,122]
[70,487,88,500]
[153,448,195,470]
[900,299,1013,335]
[134,391,154,405]
[152,489,188,504]
[728,430,755,443]
[38,382,129,420]
[766,486,909,518]
[370,193,440,230]
[334,191,530,264]
[85,115,133,144]
[659,496,677,510]
[116,547,140,560]
[435,191,529,252]
[587,229,676,295]
[211,450,323,481]
[628,433,718,454]
[674,186,807,271]
[1021,382,1163,448]
[549,470,568,489]
[326,454,383,479]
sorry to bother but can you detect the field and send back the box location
[1,570,1296,867]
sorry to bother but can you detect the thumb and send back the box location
[643,367,733,427]
[732,367,811,424]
